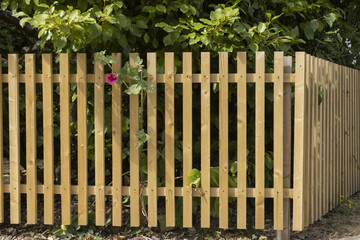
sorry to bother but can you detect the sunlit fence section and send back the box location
[0,51,358,232]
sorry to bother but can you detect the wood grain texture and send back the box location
[60,54,71,225]
[147,53,157,227]
[0,54,3,223]
[182,52,193,228]
[25,54,37,224]
[165,52,175,227]
[9,54,21,224]
[273,52,284,230]
[200,52,211,228]
[77,53,88,225]
[112,53,122,226]
[237,52,247,229]
[94,53,105,226]
[255,52,265,229]
[293,52,306,231]
[219,52,229,229]
[129,53,140,227]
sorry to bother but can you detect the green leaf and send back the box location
[304,22,315,40]
[186,169,201,188]
[325,13,337,27]
[125,84,142,95]
[54,36,67,50]
[1,0,9,10]
[156,4,166,13]
[118,14,128,27]
[258,22,266,33]
[19,17,31,27]
[136,20,148,29]
[163,32,180,46]
[180,4,189,13]
[135,129,150,149]
[143,33,149,43]
[249,42,258,52]
[230,161,237,174]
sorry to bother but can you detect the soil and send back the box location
[0,191,359,240]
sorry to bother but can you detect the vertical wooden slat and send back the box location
[303,54,310,227]
[25,54,37,224]
[9,54,20,224]
[112,53,122,226]
[0,54,3,223]
[147,53,157,227]
[183,52,192,228]
[77,53,88,225]
[201,52,211,228]
[293,52,306,231]
[237,52,247,229]
[345,67,348,197]
[335,63,340,206]
[255,51,265,229]
[129,53,140,227]
[329,62,334,210]
[310,56,316,224]
[43,54,54,225]
[274,52,284,230]
[165,52,175,227]
[277,56,293,238]
[325,60,329,214]
[219,52,229,229]
[341,66,345,198]
[60,54,71,225]
[94,53,105,226]
[315,57,320,221]
[319,59,324,217]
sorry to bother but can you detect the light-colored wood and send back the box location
[274,52,284,230]
[345,67,348,198]
[182,52,193,228]
[43,54,54,225]
[293,52,306,231]
[201,52,211,228]
[112,53,122,226]
[319,59,324,217]
[25,54,37,224]
[314,58,320,221]
[94,53,106,226]
[325,60,329,214]
[255,52,265,229]
[0,54,3,223]
[309,56,316,224]
[329,62,334,210]
[9,54,21,224]
[341,66,345,198]
[165,52,175,227]
[303,54,310,228]
[277,56,293,239]
[219,52,229,229]
[1,73,296,83]
[335,63,340,206]
[3,184,294,198]
[147,53,157,227]
[77,53,88,225]
[237,52,247,229]
[129,53,140,227]
[60,54,71,225]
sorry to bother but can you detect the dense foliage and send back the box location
[0,0,359,229]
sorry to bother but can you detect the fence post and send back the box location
[277,56,292,240]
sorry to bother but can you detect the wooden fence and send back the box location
[0,52,358,232]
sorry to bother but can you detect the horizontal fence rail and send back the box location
[0,52,358,233]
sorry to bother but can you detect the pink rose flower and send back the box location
[106,73,118,85]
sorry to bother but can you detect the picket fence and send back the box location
[0,52,359,234]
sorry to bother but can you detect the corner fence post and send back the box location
[277,56,292,240]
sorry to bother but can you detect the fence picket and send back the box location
[147,53,157,227]
[310,56,316,224]
[77,53,88,225]
[274,52,284,230]
[201,52,211,228]
[237,52,247,229]
[95,53,106,226]
[219,52,229,229]
[26,54,37,224]
[293,52,306,231]
[60,53,71,225]
[165,52,175,227]
[43,54,54,225]
[9,54,21,224]
[255,52,265,229]
[183,52,193,228]
[112,53,122,226]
